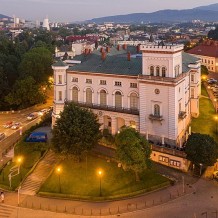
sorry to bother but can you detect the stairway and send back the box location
[0,204,17,218]
[19,150,57,195]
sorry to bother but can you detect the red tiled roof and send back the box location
[187,44,218,58]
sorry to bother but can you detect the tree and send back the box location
[19,47,53,84]
[208,27,218,40]
[201,65,209,76]
[115,127,151,181]
[185,133,218,167]
[5,76,46,109]
[52,102,101,160]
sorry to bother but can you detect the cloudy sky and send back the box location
[1,0,218,22]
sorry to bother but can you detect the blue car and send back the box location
[25,132,48,142]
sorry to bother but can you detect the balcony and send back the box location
[67,101,139,115]
[178,111,187,120]
[149,114,164,123]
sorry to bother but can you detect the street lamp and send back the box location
[17,157,23,181]
[214,99,217,113]
[56,166,62,193]
[97,169,103,197]
[199,163,203,176]
[215,116,218,134]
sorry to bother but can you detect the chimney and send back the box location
[136,45,140,54]
[123,44,127,50]
[100,47,104,53]
[127,52,131,61]
[84,48,88,55]
[101,51,106,61]
[88,49,91,54]
[106,46,110,53]
[117,45,120,51]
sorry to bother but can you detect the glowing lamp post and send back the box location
[98,170,103,197]
[17,157,23,181]
[215,116,218,134]
[56,167,62,193]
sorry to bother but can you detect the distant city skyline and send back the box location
[1,0,218,22]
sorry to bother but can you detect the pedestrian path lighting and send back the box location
[199,163,203,176]
[56,166,62,193]
[97,169,103,197]
[215,116,218,134]
[17,156,23,180]
[214,99,218,113]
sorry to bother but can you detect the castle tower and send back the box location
[138,44,200,146]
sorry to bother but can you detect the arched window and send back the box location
[130,93,138,109]
[115,91,122,108]
[156,66,160,76]
[154,104,160,116]
[100,90,107,106]
[162,67,166,77]
[72,87,78,102]
[150,66,154,76]
[86,88,92,104]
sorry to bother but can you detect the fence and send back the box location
[0,118,41,158]
[20,186,191,216]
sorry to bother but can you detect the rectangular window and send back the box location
[72,77,78,82]
[115,81,122,86]
[159,155,169,163]
[86,79,92,84]
[191,75,194,82]
[58,75,62,84]
[100,80,107,85]
[212,61,214,65]
[130,83,137,88]
[58,91,62,101]
[169,160,181,167]
[191,88,194,98]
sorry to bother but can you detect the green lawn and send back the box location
[0,141,49,190]
[39,155,169,200]
[191,85,218,141]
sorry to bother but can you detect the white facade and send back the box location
[52,45,201,147]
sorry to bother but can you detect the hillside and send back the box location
[87,6,218,24]
[0,14,11,19]
[195,3,218,11]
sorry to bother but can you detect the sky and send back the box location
[1,0,218,22]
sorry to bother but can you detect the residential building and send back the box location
[52,44,201,147]
[187,40,218,72]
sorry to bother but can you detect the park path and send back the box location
[19,150,57,195]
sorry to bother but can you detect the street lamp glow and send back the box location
[17,157,23,164]
[97,169,103,197]
[56,166,62,193]
[56,167,61,174]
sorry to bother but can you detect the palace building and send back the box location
[52,44,201,147]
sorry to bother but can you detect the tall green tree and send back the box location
[115,127,151,181]
[19,47,53,84]
[201,65,209,76]
[5,76,46,109]
[185,133,218,167]
[52,103,101,160]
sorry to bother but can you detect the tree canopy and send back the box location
[52,103,101,159]
[201,65,209,76]
[115,127,151,181]
[208,27,218,40]
[185,133,218,167]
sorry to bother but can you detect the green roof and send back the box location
[182,52,200,73]
[68,47,199,76]
[52,60,68,67]
[69,47,142,76]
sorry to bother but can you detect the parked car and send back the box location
[27,112,38,120]
[213,171,218,180]
[0,133,5,141]
[25,132,47,142]
[208,78,217,84]
[11,122,21,130]
[38,109,49,116]
[3,121,13,128]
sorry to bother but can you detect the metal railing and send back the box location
[68,101,140,115]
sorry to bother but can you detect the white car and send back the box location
[27,113,38,120]
[38,109,49,116]
[11,123,21,130]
